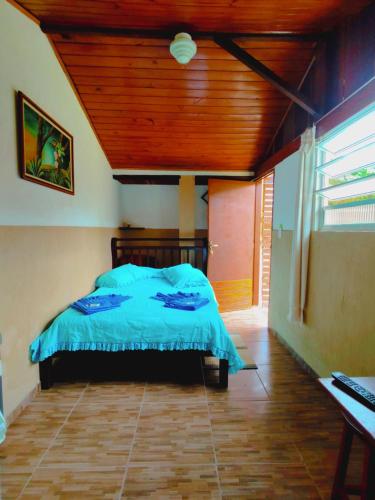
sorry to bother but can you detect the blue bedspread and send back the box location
[29,277,245,374]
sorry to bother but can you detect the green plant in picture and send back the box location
[26,157,45,178]
[48,167,71,189]
[51,138,66,169]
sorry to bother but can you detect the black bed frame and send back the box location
[111,237,208,272]
[39,237,228,389]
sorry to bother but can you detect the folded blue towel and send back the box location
[164,297,210,311]
[150,291,209,311]
[71,294,131,315]
[151,291,200,302]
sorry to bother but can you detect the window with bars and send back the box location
[315,104,375,229]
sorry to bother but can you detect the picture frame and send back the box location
[17,91,74,195]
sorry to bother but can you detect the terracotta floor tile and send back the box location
[5,403,70,440]
[81,381,145,404]
[143,382,206,403]
[32,382,87,406]
[0,471,31,499]
[0,437,52,472]
[122,465,220,498]
[206,370,269,401]
[20,467,124,498]
[246,341,295,365]
[219,464,321,499]
[131,402,214,465]
[40,422,135,468]
[213,433,302,464]
[296,434,364,499]
[209,400,296,436]
[257,363,314,384]
[67,402,141,428]
[265,381,329,403]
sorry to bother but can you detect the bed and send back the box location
[30,237,245,389]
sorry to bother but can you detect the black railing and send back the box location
[111,237,208,275]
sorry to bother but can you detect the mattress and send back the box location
[29,276,245,374]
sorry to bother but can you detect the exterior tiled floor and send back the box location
[0,308,363,499]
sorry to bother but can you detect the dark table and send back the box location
[319,377,375,500]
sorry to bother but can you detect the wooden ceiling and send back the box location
[14,0,371,172]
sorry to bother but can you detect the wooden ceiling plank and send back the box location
[80,94,289,108]
[76,85,289,99]
[66,65,305,86]
[91,118,277,128]
[96,132,276,140]
[72,78,303,93]
[214,36,320,118]
[100,134,271,141]
[54,41,314,63]
[104,145,269,151]
[93,125,276,132]
[84,105,288,115]
[61,54,310,73]
[87,113,286,123]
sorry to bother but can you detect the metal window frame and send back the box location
[315,103,375,231]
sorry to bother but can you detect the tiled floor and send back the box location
[0,308,364,499]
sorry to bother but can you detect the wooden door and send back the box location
[207,179,255,312]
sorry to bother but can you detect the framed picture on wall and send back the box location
[17,91,74,195]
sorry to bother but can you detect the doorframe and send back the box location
[252,173,274,307]
[252,181,263,306]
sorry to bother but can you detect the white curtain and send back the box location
[288,126,316,323]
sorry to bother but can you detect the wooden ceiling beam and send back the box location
[113,175,254,185]
[113,175,180,185]
[40,23,320,41]
[214,36,321,119]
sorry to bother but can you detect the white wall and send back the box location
[0,0,121,227]
[196,185,208,230]
[272,151,301,231]
[120,184,208,229]
[120,185,179,228]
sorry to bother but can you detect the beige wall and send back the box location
[179,176,196,238]
[0,2,122,419]
[0,227,119,418]
[269,230,375,376]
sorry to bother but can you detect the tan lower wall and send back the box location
[0,226,119,418]
[269,230,375,376]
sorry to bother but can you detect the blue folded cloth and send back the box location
[164,297,210,311]
[151,291,200,302]
[150,291,209,311]
[71,294,131,315]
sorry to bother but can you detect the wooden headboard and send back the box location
[111,237,208,275]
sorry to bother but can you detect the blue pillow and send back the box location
[162,263,208,288]
[96,263,162,288]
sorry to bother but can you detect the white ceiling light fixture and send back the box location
[170,33,197,64]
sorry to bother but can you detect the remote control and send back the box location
[331,372,375,411]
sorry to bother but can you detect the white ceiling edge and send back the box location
[111,169,254,176]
